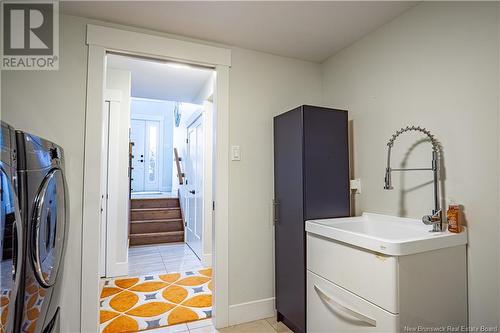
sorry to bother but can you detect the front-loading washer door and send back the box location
[31,168,65,288]
[0,166,22,333]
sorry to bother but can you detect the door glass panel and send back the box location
[33,169,65,287]
[147,124,158,183]
[0,167,19,333]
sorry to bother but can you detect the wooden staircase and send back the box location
[129,197,184,246]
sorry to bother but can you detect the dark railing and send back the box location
[174,148,185,185]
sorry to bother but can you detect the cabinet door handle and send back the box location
[273,200,280,225]
[314,285,377,327]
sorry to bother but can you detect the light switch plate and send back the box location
[231,145,241,161]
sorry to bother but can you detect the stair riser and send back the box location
[131,198,180,209]
[130,233,184,246]
[130,220,184,234]
[131,209,181,221]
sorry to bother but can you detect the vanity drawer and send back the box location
[307,271,399,332]
[307,233,398,313]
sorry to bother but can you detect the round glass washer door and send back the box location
[0,166,22,332]
[32,168,66,288]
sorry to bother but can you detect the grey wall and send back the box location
[322,2,500,325]
[1,15,88,333]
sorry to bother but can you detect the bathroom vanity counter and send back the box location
[306,213,467,332]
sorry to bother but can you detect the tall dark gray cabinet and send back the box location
[274,105,350,333]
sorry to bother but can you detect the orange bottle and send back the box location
[447,204,461,233]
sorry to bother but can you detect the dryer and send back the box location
[0,122,23,333]
[16,132,67,333]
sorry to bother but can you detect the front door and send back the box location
[185,116,203,259]
[130,119,161,192]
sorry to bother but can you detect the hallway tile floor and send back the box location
[128,243,204,276]
[124,245,291,333]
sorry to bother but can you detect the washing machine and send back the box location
[16,131,67,333]
[0,122,23,333]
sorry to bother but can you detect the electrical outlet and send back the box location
[350,178,362,194]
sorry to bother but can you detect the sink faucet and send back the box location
[383,126,443,232]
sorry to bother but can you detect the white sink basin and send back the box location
[305,213,467,256]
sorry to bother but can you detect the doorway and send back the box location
[98,52,217,332]
[83,25,230,332]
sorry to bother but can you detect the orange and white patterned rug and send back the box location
[100,268,212,333]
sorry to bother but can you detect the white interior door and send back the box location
[99,101,110,277]
[186,116,204,258]
[100,90,129,278]
[194,120,204,255]
[131,119,161,192]
[130,119,145,192]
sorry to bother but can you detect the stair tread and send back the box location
[131,207,180,212]
[131,197,179,201]
[130,231,184,237]
[131,218,183,224]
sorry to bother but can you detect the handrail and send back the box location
[174,148,184,185]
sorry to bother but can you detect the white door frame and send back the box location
[83,24,230,332]
[130,113,164,193]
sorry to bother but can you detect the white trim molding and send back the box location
[212,64,230,329]
[228,297,276,326]
[202,253,212,267]
[86,24,231,67]
[82,44,106,333]
[82,24,231,332]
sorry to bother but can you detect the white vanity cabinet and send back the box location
[306,220,467,333]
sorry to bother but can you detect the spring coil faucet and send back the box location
[384,126,443,232]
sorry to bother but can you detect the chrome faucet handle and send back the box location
[422,210,443,231]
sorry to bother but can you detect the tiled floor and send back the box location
[124,245,292,333]
[146,317,293,333]
[128,243,204,276]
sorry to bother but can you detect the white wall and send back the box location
[106,69,131,268]
[193,74,215,104]
[172,102,203,194]
[1,14,323,330]
[321,2,500,326]
[130,97,175,192]
[228,47,322,321]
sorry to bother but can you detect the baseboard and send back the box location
[228,297,275,326]
[202,253,212,266]
[107,261,128,278]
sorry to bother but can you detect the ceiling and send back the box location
[61,1,417,62]
[107,54,214,103]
